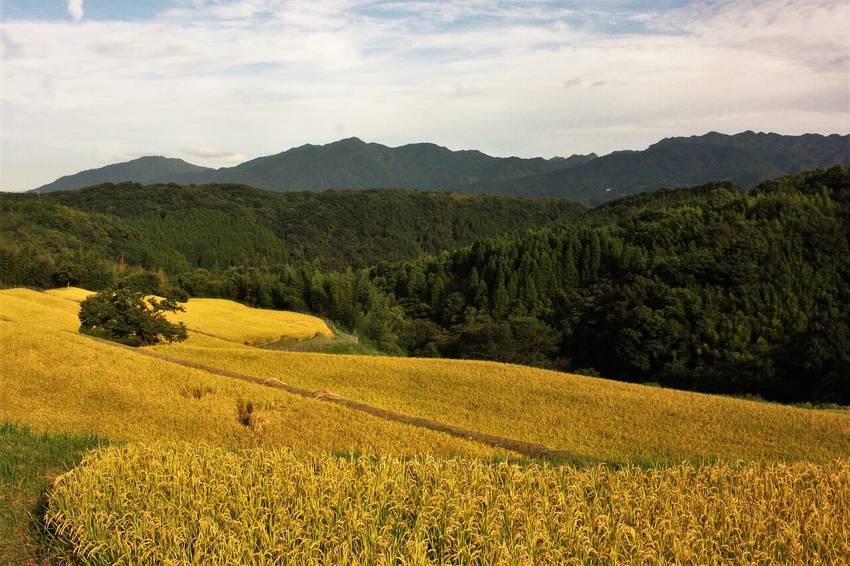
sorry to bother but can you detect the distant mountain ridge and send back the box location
[466,131,850,204]
[34,138,590,195]
[31,132,849,204]
[205,138,594,191]
[35,156,213,194]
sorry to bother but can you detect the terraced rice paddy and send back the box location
[0,287,82,331]
[0,319,504,459]
[152,341,850,465]
[3,286,849,563]
[165,297,332,344]
[2,287,332,344]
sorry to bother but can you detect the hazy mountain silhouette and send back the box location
[32,132,848,205]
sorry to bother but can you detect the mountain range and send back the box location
[32,131,849,205]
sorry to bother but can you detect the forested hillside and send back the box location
[377,167,850,403]
[2,168,848,403]
[1,184,583,280]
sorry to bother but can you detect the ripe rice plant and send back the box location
[0,288,81,331]
[152,341,850,465]
[43,286,95,303]
[164,297,333,344]
[0,319,504,459]
[1,288,332,345]
[47,443,850,564]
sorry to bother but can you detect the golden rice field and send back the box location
[47,443,850,564]
[43,285,95,303]
[3,287,849,464]
[0,319,504,459]
[3,286,850,563]
[1,287,332,344]
[166,297,332,344]
[151,341,850,465]
[0,287,82,331]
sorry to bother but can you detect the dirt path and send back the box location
[85,334,592,463]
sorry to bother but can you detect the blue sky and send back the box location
[1,1,697,23]
[0,1,172,21]
[0,0,848,190]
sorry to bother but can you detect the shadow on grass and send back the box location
[0,422,105,564]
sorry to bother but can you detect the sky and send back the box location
[0,0,848,191]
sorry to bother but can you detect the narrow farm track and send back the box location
[81,333,589,462]
[142,349,590,462]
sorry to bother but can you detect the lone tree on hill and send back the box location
[79,288,188,346]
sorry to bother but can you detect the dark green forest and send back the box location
[2,168,848,404]
[1,184,582,277]
[380,168,850,404]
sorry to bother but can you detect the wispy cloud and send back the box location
[67,0,84,22]
[0,0,847,190]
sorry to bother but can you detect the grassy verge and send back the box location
[262,332,386,356]
[0,422,102,564]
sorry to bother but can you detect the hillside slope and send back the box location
[33,156,212,194]
[1,184,584,280]
[468,131,850,204]
[28,132,848,204]
[380,168,850,403]
[3,170,848,404]
[0,289,500,458]
[32,138,591,194]
[4,287,848,465]
[155,337,850,465]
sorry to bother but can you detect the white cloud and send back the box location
[67,0,84,22]
[184,148,246,163]
[0,0,847,190]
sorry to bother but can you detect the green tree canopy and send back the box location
[79,288,187,346]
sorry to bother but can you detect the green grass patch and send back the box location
[0,422,102,564]
[262,331,386,356]
[319,342,387,356]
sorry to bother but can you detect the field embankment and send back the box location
[0,424,101,565]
